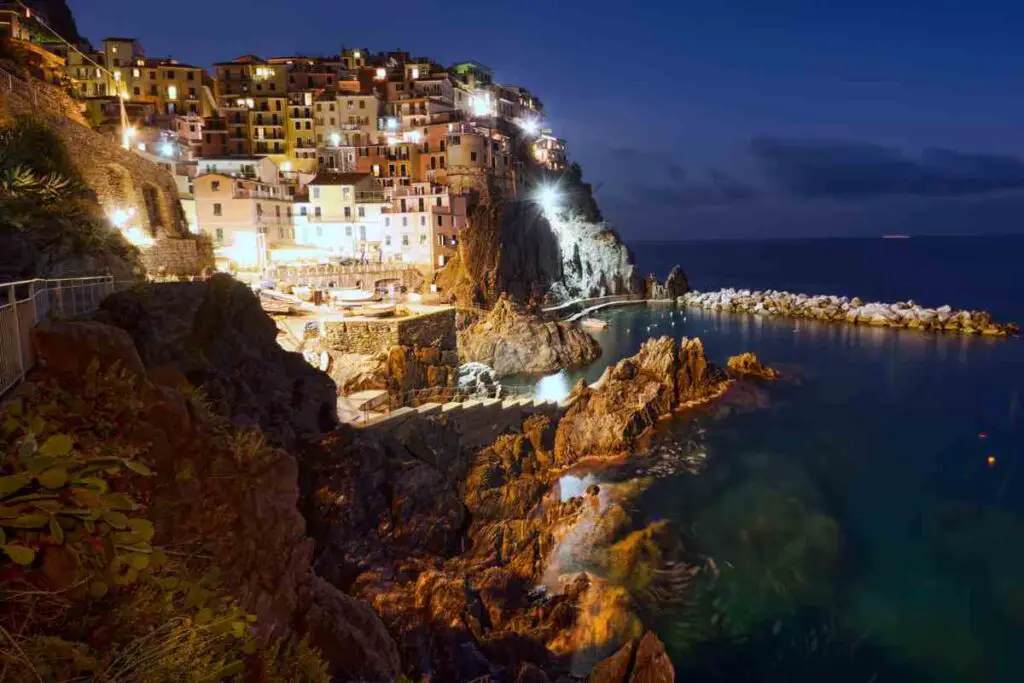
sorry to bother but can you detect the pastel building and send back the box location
[299,172,388,261]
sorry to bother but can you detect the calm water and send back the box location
[532,236,1024,681]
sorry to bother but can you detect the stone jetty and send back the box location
[679,289,1020,337]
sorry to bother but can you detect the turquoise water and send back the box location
[537,303,1024,681]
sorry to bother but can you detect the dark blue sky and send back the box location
[71,0,1024,239]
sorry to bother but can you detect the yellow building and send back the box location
[285,91,318,173]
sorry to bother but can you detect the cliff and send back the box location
[22,0,84,44]
[436,166,643,308]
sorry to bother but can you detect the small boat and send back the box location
[580,317,609,330]
[359,303,396,318]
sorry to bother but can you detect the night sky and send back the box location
[70,0,1024,240]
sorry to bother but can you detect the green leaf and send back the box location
[103,511,129,529]
[103,494,136,511]
[24,456,58,474]
[3,543,36,565]
[48,516,64,544]
[6,513,48,528]
[0,473,32,497]
[127,553,149,570]
[124,460,154,477]
[127,519,155,542]
[89,580,108,599]
[242,639,258,655]
[195,607,214,625]
[37,468,68,489]
[149,549,167,570]
[72,477,109,494]
[39,434,73,457]
[27,415,45,436]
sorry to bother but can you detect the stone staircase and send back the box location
[359,395,571,448]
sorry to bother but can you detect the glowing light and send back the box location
[109,207,135,227]
[536,185,561,214]
[167,85,177,100]
[408,292,422,303]
[517,117,541,136]
[386,117,398,130]
[470,91,493,117]
[411,67,419,79]
[136,143,146,151]
[535,370,570,402]
[330,132,341,146]
[121,226,155,248]
[987,455,997,467]
[281,161,292,172]
[353,51,361,59]
[124,126,137,139]
[159,142,175,157]
[403,130,421,143]
[375,67,386,80]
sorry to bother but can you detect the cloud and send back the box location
[749,138,1024,198]
[603,146,687,183]
[620,169,758,209]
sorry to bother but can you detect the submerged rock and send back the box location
[460,294,602,376]
[726,352,780,380]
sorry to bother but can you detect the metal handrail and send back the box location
[0,276,117,397]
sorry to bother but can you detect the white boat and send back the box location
[580,317,609,330]
[330,288,376,303]
[358,303,396,318]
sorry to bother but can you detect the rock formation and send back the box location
[436,195,642,308]
[662,265,690,299]
[589,632,675,683]
[726,352,780,380]
[27,319,400,681]
[96,275,338,449]
[554,336,728,466]
[680,289,1020,337]
[460,295,602,377]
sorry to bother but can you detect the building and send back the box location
[533,130,567,170]
[194,171,295,270]
[382,183,467,268]
[300,171,387,260]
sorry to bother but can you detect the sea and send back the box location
[535,235,1024,681]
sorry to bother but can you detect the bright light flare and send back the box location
[330,132,341,146]
[109,207,136,228]
[536,185,561,214]
[159,142,175,157]
[517,117,541,136]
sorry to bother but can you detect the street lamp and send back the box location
[536,185,561,215]
[517,117,541,137]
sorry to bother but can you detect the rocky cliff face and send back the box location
[459,295,602,377]
[23,0,84,43]
[437,197,642,308]
[96,275,338,450]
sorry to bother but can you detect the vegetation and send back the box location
[0,114,141,278]
[0,361,329,682]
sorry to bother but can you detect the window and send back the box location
[300,206,308,216]
[278,227,284,239]
[133,86,140,96]
[470,151,477,162]
[256,204,263,216]
[215,228,223,240]
[384,218,390,227]
[359,100,365,109]
[213,203,222,216]
[316,226,323,236]
[437,234,446,246]
[420,233,427,244]
[165,71,175,79]
[275,206,281,217]
[385,236,391,246]
[187,71,195,81]
[401,216,408,227]
[295,121,301,131]
[211,181,221,191]
[344,207,351,218]
[437,215,443,226]
[345,225,352,236]
[167,85,177,100]
[149,71,156,80]
[402,233,409,246]
[312,187,320,198]
[132,68,140,78]
[420,215,426,226]
[149,85,157,96]
[418,198,425,212]
[312,207,320,218]
[358,206,365,218]
[189,87,196,97]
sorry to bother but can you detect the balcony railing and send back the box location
[355,191,388,203]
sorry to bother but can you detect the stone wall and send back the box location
[2,72,186,239]
[142,236,216,278]
[321,309,457,357]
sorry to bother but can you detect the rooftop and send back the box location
[309,171,373,186]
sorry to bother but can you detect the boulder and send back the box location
[662,265,689,299]
[588,631,674,683]
[460,295,601,376]
[95,274,338,449]
[726,352,780,380]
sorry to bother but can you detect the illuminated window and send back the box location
[167,85,177,100]
[411,67,419,79]
[133,68,141,78]
[375,67,386,80]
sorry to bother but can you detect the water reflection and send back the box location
[526,303,1024,681]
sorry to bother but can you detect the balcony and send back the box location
[232,187,287,200]
[356,191,388,203]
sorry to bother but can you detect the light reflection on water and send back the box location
[521,303,1024,682]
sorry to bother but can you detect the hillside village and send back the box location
[2,1,572,280]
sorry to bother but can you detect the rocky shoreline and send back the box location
[679,288,1020,337]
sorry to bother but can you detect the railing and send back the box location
[0,277,116,397]
[0,65,80,123]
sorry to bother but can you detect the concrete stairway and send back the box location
[359,395,571,447]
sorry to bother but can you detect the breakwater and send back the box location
[679,289,1020,337]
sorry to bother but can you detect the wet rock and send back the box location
[588,632,674,683]
[726,352,780,380]
[662,265,690,299]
